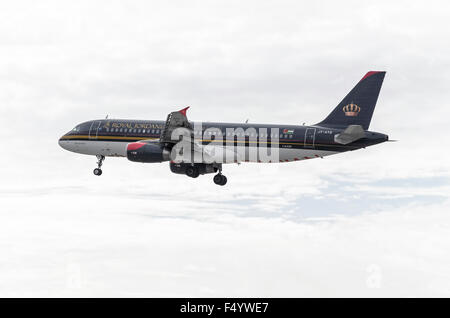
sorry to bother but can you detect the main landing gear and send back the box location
[213,173,227,186]
[93,155,105,176]
[183,164,227,186]
[185,165,200,178]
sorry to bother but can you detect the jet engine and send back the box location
[127,142,170,163]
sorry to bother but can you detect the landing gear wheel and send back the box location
[213,174,227,186]
[93,155,105,176]
[186,166,199,178]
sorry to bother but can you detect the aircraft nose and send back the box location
[58,135,68,150]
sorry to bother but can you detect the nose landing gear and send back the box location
[93,155,105,176]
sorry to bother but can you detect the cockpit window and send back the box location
[71,122,92,134]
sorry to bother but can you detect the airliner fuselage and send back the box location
[58,71,389,185]
[59,119,387,160]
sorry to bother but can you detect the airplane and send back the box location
[59,71,389,186]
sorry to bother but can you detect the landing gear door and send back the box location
[304,128,316,149]
[89,121,102,139]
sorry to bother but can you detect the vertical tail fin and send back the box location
[316,71,386,130]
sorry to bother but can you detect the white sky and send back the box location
[0,0,449,297]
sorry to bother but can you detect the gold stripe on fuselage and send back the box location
[60,135,157,141]
[60,134,350,148]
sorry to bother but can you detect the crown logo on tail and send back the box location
[342,103,360,117]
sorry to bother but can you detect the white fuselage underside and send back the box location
[58,139,337,163]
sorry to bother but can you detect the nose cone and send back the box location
[58,135,70,151]
[58,136,65,148]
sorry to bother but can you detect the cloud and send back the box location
[1,190,449,297]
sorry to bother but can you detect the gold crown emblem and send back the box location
[342,103,360,117]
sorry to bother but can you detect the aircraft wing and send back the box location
[334,125,366,145]
[160,107,241,163]
[171,138,242,164]
[160,107,193,144]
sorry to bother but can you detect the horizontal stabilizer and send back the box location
[334,125,365,145]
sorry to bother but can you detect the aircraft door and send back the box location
[89,121,102,139]
[304,128,316,149]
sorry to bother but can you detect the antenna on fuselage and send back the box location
[105,115,109,119]
[245,119,249,123]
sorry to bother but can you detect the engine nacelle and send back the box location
[170,162,220,175]
[127,142,170,163]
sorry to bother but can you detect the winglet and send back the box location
[179,106,190,117]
